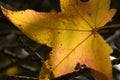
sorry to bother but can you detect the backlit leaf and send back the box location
[2,0,116,80]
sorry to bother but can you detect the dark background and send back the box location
[0,0,120,80]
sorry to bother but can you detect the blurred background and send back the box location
[0,0,120,80]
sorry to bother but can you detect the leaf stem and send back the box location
[104,24,120,29]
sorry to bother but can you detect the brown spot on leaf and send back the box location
[58,32,60,34]
[18,24,21,27]
[20,12,23,14]
[88,13,91,16]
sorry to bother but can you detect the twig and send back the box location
[7,76,38,80]
[104,24,120,29]
[2,49,24,60]
[16,36,44,63]
[114,42,120,49]
[19,64,39,73]
[1,49,36,62]
[111,49,120,58]
[112,58,120,65]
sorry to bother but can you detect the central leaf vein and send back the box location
[53,32,93,70]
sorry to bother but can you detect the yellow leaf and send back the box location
[39,61,54,80]
[5,66,18,76]
[2,0,116,80]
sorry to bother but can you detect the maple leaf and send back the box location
[2,0,116,80]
